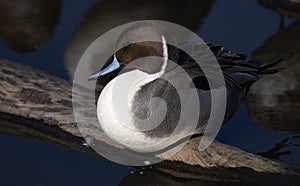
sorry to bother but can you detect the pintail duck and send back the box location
[88,22,281,152]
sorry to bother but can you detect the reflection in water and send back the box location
[257,0,300,19]
[0,0,61,52]
[246,20,300,134]
[119,163,300,186]
[65,0,215,88]
[257,138,291,159]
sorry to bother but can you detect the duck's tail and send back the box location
[210,44,283,92]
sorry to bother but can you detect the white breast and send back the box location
[97,69,162,152]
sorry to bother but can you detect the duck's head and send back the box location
[89,22,178,80]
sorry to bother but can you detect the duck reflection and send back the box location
[65,0,215,88]
[0,0,61,52]
[245,20,300,134]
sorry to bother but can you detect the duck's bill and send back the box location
[88,55,121,81]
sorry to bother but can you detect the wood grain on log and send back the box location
[0,58,299,178]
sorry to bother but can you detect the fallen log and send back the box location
[0,58,299,179]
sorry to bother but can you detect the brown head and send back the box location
[89,22,178,80]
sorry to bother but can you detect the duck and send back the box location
[88,22,281,153]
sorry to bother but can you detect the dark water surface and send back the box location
[0,0,299,185]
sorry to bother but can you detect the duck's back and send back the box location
[130,42,282,137]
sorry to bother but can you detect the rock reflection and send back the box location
[257,0,300,19]
[245,20,300,134]
[257,138,291,159]
[65,0,215,88]
[118,163,300,186]
[0,0,61,52]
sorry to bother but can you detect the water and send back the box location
[0,0,299,185]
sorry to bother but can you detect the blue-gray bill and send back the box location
[88,55,121,81]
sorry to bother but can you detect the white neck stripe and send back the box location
[161,35,168,74]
